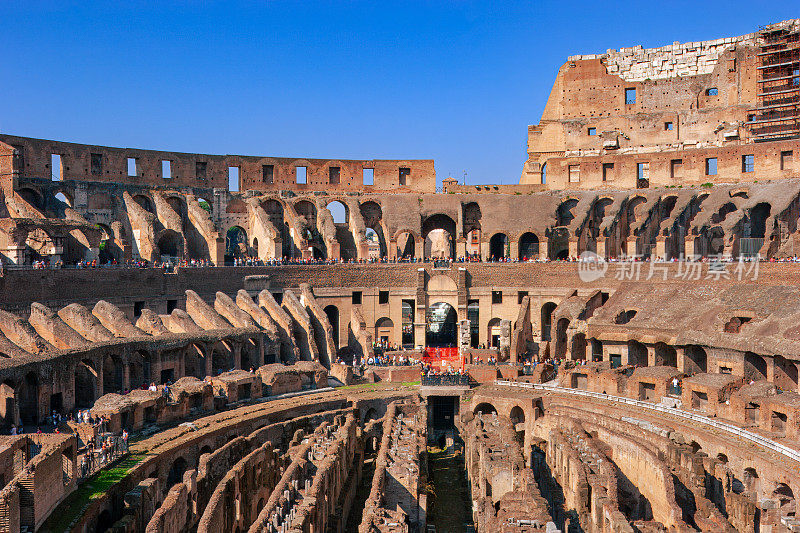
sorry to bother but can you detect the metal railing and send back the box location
[495,380,800,463]
[422,374,470,387]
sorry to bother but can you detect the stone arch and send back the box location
[166,456,188,493]
[374,317,394,344]
[225,226,248,262]
[324,305,340,347]
[132,194,154,213]
[128,350,150,390]
[473,402,498,416]
[25,227,57,263]
[165,195,185,217]
[212,341,234,375]
[97,223,121,264]
[654,342,677,367]
[743,467,759,494]
[326,200,348,224]
[103,354,124,394]
[19,372,39,425]
[75,359,99,408]
[395,231,416,258]
[548,227,570,260]
[156,229,183,259]
[489,233,509,260]
[773,483,795,515]
[541,302,558,342]
[487,317,502,348]
[748,202,771,239]
[744,351,768,381]
[360,201,388,257]
[509,405,525,426]
[555,317,570,358]
[294,200,317,227]
[54,190,74,209]
[518,232,539,260]
[684,345,707,374]
[187,344,206,379]
[556,199,579,227]
[627,340,648,367]
[422,214,456,260]
[571,333,587,361]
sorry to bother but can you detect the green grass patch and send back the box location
[43,453,145,532]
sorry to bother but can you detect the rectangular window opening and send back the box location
[671,159,683,179]
[491,291,502,304]
[134,301,145,318]
[517,291,528,304]
[296,166,307,184]
[166,299,178,313]
[362,168,374,186]
[706,158,718,176]
[352,291,362,305]
[162,160,172,179]
[228,166,240,191]
[625,87,636,105]
[379,290,389,304]
[51,154,62,182]
[706,87,718,96]
[262,164,274,184]
[781,151,793,171]
[127,158,137,177]
[665,122,674,131]
[399,167,410,186]
[568,164,580,183]
[587,127,596,136]
[196,161,207,180]
[329,166,340,185]
[742,154,754,173]
[602,163,614,182]
[90,153,102,176]
[637,162,650,188]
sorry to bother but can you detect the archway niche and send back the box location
[519,232,539,260]
[774,355,798,391]
[396,231,416,259]
[422,214,456,260]
[157,230,183,259]
[487,318,502,348]
[103,355,124,394]
[571,333,587,361]
[75,360,98,408]
[324,305,340,347]
[684,345,707,374]
[360,201,388,257]
[744,351,768,382]
[225,226,248,263]
[541,302,557,342]
[473,402,497,416]
[555,318,570,358]
[489,233,509,260]
[375,317,394,345]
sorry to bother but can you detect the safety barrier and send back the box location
[495,380,800,463]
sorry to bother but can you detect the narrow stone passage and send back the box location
[427,445,474,533]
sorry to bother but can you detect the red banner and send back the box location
[423,347,460,366]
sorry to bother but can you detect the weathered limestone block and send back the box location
[258,290,301,363]
[122,191,158,261]
[256,363,303,396]
[235,290,278,338]
[349,305,373,359]
[163,308,203,334]
[92,300,147,338]
[510,296,533,363]
[281,290,319,363]
[0,309,53,354]
[330,363,354,385]
[28,303,90,349]
[57,303,115,342]
[135,309,170,336]
[294,361,328,389]
[185,290,231,330]
[152,191,183,233]
[213,291,257,329]
[246,198,281,261]
[300,284,336,368]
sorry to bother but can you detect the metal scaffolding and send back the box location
[748,24,800,141]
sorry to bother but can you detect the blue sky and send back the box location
[0,1,796,186]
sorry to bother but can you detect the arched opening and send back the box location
[20,372,38,425]
[103,355,124,394]
[212,341,234,375]
[489,233,509,260]
[463,202,482,258]
[18,188,43,210]
[197,197,212,214]
[744,352,768,381]
[75,360,98,408]
[157,230,183,259]
[487,317,502,348]
[571,333,587,361]
[774,355,798,391]
[743,468,759,494]
[654,342,677,367]
[187,344,206,379]
[716,453,729,464]
[615,309,637,324]
[0,381,15,427]
[396,231,416,259]
[166,456,188,492]
[749,203,771,239]
[422,214,456,260]
[541,302,557,342]
[510,405,526,445]
[225,226,248,264]
[132,194,154,213]
[518,232,539,260]
[128,351,150,390]
[97,224,120,264]
[375,317,395,345]
[474,402,497,416]
[548,227,570,260]
[773,484,795,515]
[360,201,387,258]
[627,340,648,367]
[541,162,547,185]
[25,228,56,264]
[555,317,570,358]
[55,191,73,208]
[364,228,379,259]
[426,302,457,348]
[684,345,707,374]
[324,305,340,347]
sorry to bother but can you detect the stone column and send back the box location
[596,238,607,259]
[539,239,549,261]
